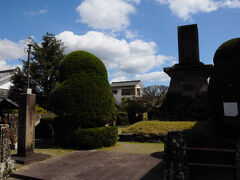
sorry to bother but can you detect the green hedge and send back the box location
[35,116,55,139]
[69,126,118,149]
[116,112,129,126]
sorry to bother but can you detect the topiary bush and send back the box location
[209,38,240,123]
[69,126,118,149]
[59,50,108,82]
[49,72,116,128]
[48,50,117,148]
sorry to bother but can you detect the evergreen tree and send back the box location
[8,33,65,109]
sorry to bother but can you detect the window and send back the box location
[122,88,135,95]
[112,90,118,94]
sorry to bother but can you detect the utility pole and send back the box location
[26,44,32,93]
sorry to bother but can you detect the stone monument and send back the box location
[160,24,213,120]
[12,93,50,164]
[17,93,36,156]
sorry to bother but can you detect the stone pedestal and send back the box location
[12,93,50,164]
[160,24,213,121]
[17,93,36,157]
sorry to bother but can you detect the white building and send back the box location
[110,80,144,105]
[0,69,15,98]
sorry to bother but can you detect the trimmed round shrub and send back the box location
[69,126,118,149]
[49,72,116,128]
[59,50,108,82]
[48,50,117,148]
[213,38,240,67]
[209,38,240,122]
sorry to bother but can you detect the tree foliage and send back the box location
[141,85,168,120]
[142,85,168,108]
[8,33,65,108]
[117,85,168,121]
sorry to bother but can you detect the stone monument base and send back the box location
[12,153,50,165]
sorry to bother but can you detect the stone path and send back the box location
[10,151,164,180]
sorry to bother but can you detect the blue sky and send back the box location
[0,0,239,86]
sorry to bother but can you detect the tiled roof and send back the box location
[111,80,141,87]
[0,69,15,81]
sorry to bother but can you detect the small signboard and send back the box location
[223,102,238,117]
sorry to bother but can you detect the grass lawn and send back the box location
[98,141,164,154]
[122,121,197,136]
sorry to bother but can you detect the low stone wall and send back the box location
[7,114,18,141]
[164,131,189,180]
[164,131,240,180]
[0,124,15,179]
[7,114,42,142]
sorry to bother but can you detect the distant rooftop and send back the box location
[111,80,142,87]
[0,69,15,80]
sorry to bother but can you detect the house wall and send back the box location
[112,87,137,104]
[135,84,143,97]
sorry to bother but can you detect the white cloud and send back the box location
[125,30,138,39]
[111,76,130,83]
[171,60,178,65]
[157,0,219,21]
[135,71,170,83]
[223,0,240,8]
[0,60,20,72]
[26,9,48,16]
[126,0,141,4]
[0,60,12,70]
[76,0,137,31]
[0,38,27,71]
[56,31,174,75]
[0,39,26,61]
[156,0,240,21]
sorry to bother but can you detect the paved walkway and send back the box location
[10,151,164,180]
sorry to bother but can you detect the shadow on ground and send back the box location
[139,151,164,180]
[35,138,56,149]
[11,174,44,180]
[140,160,164,180]
[151,151,164,159]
